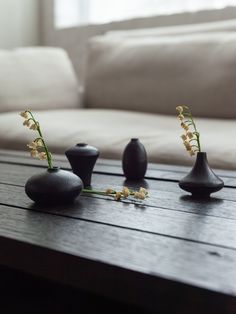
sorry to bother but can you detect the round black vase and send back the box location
[65,143,99,187]
[179,152,224,198]
[122,138,147,180]
[25,167,83,204]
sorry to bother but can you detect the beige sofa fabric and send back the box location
[0,109,235,170]
[0,48,80,113]
[85,32,236,118]
[106,18,236,38]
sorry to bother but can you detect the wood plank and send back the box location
[1,163,236,221]
[1,148,235,178]
[1,151,236,187]
[0,203,236,313]
[1,183,236,249]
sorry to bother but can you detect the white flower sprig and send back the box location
[83,186,149,201]
[20,110,53,168]
[176,105,201,156]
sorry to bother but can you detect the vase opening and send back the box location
[47,167,60,173]
[197,151,207,156]
[76,143,87,147]
[131,138,139,142]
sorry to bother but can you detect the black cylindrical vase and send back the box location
[25,167,83,204]
[122,138,147,180]
[65,143,99,187]
[179,152,224,198]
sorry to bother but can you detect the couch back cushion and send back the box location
[105,18,236,38]
[0,48,80,113]
[85,32,236,118]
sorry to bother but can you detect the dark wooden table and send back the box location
[0,149,236,314]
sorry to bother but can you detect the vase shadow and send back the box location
[123,179,149,190]
[179,194,223,216]
[28,196,83,212]
[180,194,223,204]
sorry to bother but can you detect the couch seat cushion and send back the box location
[0,109,234,170]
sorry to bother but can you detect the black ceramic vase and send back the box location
[122,138,147,180]
[65,143,99,187]
[179,152,224,198]
[25,167,83,204]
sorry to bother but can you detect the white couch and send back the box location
[1,19,236,170]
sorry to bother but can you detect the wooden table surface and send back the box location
[0,149,236,313]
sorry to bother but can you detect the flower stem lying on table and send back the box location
[83,187,149,201]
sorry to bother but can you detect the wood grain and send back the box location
[1,150,236,187]
[0,149,236,313]
[1,163,236,220]
[0,204,235,307]
[0,183,236,250]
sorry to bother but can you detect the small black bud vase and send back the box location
[179,152,224,198]
[122,138,147,180]
[65,143,99,187]
[25,167,83,204]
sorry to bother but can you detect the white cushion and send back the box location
[0,47,80,113]
[0,109,235,170]
[85,32,236,118]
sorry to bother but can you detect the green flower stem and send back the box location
[83,189,134,197]
[28,111,53,169]
[83,189,121,200]
[83,188,148,201]
[82,189,109,196]
[186,111,201,152]
[196,133,201,152]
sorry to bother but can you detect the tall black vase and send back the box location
[122,138,147,180]
[25,167,83,204]
[65,143,99,187]
[179,152,224,198]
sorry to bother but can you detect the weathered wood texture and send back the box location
[0,149,236,313]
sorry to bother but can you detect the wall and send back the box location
[0,0,40,49]
[40,1,236,83]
